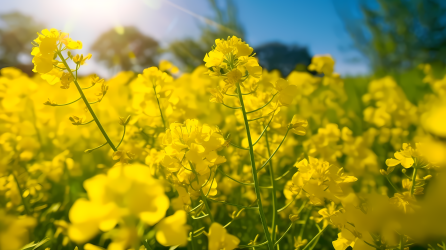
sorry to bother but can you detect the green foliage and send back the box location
[0,12,43,69]
[91,26,159,72]
[338,0,446,73]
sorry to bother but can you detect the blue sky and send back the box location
[0,0,369,77]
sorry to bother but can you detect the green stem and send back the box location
[200,189,214,223]
[258,129,290,172]
[399,234,404,250]
[152,84,167,131]
[116,125,126,149]
[207,198,258,210]
[246,92,278,114]
[84,142,108,153]
[56,52,117,152]
[299,206,312,237]
[236,83,274,250]
[274,223,293,246]
[385,175,399,193]
[410,168,418,196]
[189,161,214,223]
[51,97,81,106]
[301,226,327,250]
[12,172,31,215]
[222,103,242,109]
[264,128,278,245]
[277,196,298,213]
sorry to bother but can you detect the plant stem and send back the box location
[56,52,117,152]
[410,167,418,196]
[236,83,274,250]
[301,226,327,250]
[385,175,399,193]
[200,189,214,223]
[152,84,167,131]
[399,234,404,250]
[12,172,31,215]
[264,128,278,246]
[189,161,214,223]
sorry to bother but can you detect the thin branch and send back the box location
[258,128,290,172]
[252,113,276,146]
[49,97,81,106]
[301,226,327,250]
[221,103,242,109]
[275,167,294,181]
[116,125,126,149]
[84,142,108,153]
[230,143,249,150]
[274,223,294,246]
[217,168,272,188]
[191,214,209,220]
[73,119,94,126]
[207,198,259,210]
[246,92,278,114]
[277,195,298,213]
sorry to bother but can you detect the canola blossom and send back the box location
[0,29,445,250]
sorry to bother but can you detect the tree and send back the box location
[168,0,244,71]
[255,42,312,77]
[91,26,159,72]
[0,12,44,72]
[335,0,446,73]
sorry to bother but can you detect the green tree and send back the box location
[336,0,446,73]
[91,26,159,72]
[0,12,44,70]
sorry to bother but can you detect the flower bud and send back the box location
[289,214,299,222]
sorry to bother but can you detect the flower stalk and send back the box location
[236,82,274,250]
[56,51,117,152]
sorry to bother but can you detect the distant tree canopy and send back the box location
[168,0,244,72]
[255,42,312,77]
[0,12,43,70]
[337,0,446,73]
[91,26,159,72]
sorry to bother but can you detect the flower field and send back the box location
[1,28,446,250]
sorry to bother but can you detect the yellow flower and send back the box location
[204,50,225,68]
[214,36,253,56]
[238,57,262,78]
[389,191,416,213]
[156,210,189,246]
[68,164,169,244]
[385,143,414,168]
[272,78,299,106]
[60,72,73,89]
[290,116,308,135]
[225,69,243,86]
[139,66,173,86]
[0,210,36,250]
[208,88,224,104]
[40,68,63,85]
[208,222,240,250]
[308,54,335,76]
[31,28,60,74]
[72,53,92,65]
[32,52,54,74]
[294,236,308,250]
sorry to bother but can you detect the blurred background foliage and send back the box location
[335,0,446,75]
[0,12,43,74]
[91,26,159,73]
